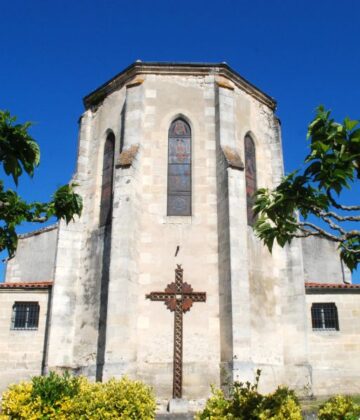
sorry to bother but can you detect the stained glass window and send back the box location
[167,119,191,216]
[245,135,257,226]
[99,132,115,227]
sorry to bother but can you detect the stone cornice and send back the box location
[83,62,276,110]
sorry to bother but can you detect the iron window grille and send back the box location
[311,302,339,331]
[11,302,40,330]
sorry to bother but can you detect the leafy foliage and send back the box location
[0,110,82,257]
[318,395,360,420]
[196,370,302,420]
[31,371,80,412]
[254,106,360,270]
[0,111,40,185]
[0,372,156,419]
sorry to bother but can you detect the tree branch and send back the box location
[299,222,341,242]
[319,213,346,235]
[327,190,360,211]
[293,229,321,239]
[319,209,360,222]
[340,244,360,255]
[31,216,48,223]
[345,230,360,238]
[293,226,360,257]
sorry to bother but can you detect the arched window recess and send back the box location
[167,118,192,216]
[99,132,115,227]
[244,134,257,226]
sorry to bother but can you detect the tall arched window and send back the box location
[99,132,115,227]
[167,118,191,216]
[245,134,257,226]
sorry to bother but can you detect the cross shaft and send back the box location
[146,265,206,399]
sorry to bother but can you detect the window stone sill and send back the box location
[162,216,192,224]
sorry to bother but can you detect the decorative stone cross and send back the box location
[146,264,206,399]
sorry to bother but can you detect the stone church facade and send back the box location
[1,62,360,401]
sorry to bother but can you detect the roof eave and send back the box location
[0,281,53,291]
[305,282,360,294]
[83,61,277,110]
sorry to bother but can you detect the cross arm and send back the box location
[187,292,206,302]
[146,292,175,301]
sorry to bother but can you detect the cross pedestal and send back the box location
[146,264,206,407]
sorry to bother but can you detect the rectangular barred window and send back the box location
[311,303,339,331]
[11,302,40,330]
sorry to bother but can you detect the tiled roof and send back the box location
[305,282,360,290]
[0,281,53,289]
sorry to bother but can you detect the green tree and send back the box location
[254,106,360,271]
[0,110,82,257]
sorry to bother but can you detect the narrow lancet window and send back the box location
[167,119,192,216]
[245,134,257,226]
[99,132,115,227]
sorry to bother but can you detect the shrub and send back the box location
[31,371,80,417]
[259,386,301,420]
[318,395,360,420]
[196,370,302,420]
[61,377,157,419]
[0,373,156,419]
[0,381,36,420]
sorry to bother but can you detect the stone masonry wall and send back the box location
[103,74,222,399]
[47,88,127,378]
[0,290,49,392]
[69,70,307,399]
[234,88,310,393]
[216,81,253,386]
[302,237,351,284]
[306,292,360,395]
[5,225,58,283]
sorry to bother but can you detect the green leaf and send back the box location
[350,128,360,142]
[0,110,83,258]
[344,117,359,132]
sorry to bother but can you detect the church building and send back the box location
[1,62,360,405]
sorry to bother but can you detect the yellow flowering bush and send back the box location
[196,387,233,419]
[60,377,156,419]
[0,373,156,419]
[0,381,39,420]
[196,370,302,420]
[259,396,302,420]
[318,395,360,420]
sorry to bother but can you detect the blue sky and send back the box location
[0,0,359,281]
